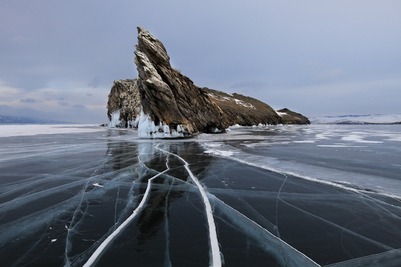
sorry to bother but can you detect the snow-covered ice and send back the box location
[0,124,104,137]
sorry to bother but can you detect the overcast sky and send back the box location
[1,1,400,123]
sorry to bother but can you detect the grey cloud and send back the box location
[72,104,86,109]
[20,98,37,103]
[58,101,70,106]
[0,1,135,91]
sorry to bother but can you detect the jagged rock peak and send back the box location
[133,27,229,137]
[136,27,170,66]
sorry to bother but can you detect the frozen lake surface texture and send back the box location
[1,124,401,266]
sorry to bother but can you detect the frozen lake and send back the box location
[1,124,401,266]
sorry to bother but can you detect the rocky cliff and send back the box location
[107,27,309,138]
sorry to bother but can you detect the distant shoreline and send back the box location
[314,122,401,125]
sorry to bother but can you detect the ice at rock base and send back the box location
[138,111,186,138]
[108,110,139,128]
[108,110,121,128]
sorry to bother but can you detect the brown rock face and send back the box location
[134,27,229,134]
[277,108,310,124]
[107,27,309,137]
[204,88,283,126]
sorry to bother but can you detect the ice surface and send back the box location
[325,248,401,267]
[341,134,383,143]
[211,196,320,267]
[0,124,104,137]
[200,125,401,198]
[1,124,401,266]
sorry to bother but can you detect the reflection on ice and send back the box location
[157,145,222,267]
[1,125,401,266]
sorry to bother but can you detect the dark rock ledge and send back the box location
[107,27,309,138]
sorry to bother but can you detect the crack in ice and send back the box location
[279,197,395,251]
[82,145,170,267]
[64,157,110,267]
[163,169,174,267]
[210,194,320,267]
[275,173,289,266]
[156,145,222,267]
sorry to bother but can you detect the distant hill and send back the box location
[0,115,70,124]
[311,114,401,125]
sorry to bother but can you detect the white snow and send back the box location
[204,149,235,157]
[276,112,288,117]
[207,92,254,109]
[233,99,255,109]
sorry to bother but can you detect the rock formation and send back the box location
[107,27,310,138]
[107,79,141,128]
[277,108,311,124]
